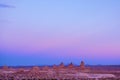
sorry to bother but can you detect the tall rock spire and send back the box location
[80,61,85,70]
[68,62,74,68]
[59,62,64,68]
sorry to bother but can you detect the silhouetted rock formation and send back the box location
[68,62,74,68]
[53,64,57,69]
[59,62,64,68]
[80,61,85,70]
[0,61,119,80]
[30,66,40,73]
[17,68,24,73]
[2,65,9,71]
[42,66,49,70]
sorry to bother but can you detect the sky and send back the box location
[0,0,120,66]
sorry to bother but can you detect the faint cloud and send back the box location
[0,3,15,8]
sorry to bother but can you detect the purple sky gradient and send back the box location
[0,0,120,66]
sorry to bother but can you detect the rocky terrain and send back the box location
[0,61,120,80]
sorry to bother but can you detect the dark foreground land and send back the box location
[0,62,120,80]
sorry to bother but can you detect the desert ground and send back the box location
[0,61,120,80]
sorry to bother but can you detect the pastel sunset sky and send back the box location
[0,0,120,66]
